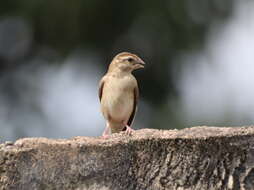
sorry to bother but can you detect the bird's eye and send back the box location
[127,58,134,62]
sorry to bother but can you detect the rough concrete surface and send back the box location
[1,126,254,190]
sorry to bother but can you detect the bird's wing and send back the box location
[127,86,139,126]
[98,77,105,102]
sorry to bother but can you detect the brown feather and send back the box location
[98,79,105,102]
[113,52,141,62]
[127,86,139,126]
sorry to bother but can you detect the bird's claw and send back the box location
[124,126,134,135]
[101,134,110,139]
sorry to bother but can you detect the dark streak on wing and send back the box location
[99,80,105,102]
[127,86,139,127]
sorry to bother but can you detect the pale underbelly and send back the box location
[101,92,133,122]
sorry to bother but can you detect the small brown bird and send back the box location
[99,52,145,137]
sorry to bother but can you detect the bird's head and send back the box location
[108,52,145,73]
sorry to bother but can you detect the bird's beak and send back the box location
[137,59,145,68]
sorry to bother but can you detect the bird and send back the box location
[98,52,145,137]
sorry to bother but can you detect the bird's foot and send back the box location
[101,134,110,139]
[101,125,110,139]
[124,125,134,135]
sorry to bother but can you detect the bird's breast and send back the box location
[101,77,135,122]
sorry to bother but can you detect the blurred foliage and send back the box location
[0,0,234,133]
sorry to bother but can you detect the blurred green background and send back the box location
[1,0,253,142]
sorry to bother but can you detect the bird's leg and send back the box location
[125,125,134,135]
[102,122,111,138]
[122,122,134,135]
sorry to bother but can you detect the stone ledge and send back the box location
[1,126,254,190]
